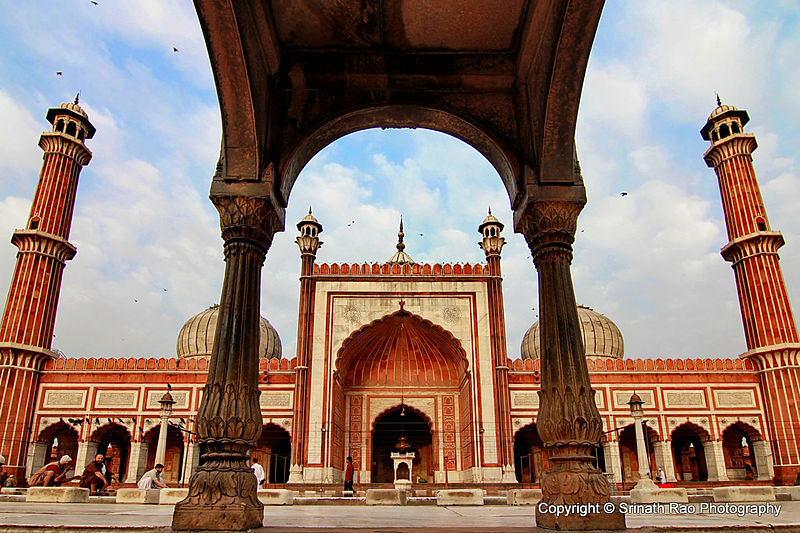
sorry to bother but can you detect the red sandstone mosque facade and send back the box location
[0,100,798,490]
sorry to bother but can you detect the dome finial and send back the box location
[387,215,415,264]
[308,206,312,215]
[397,215,405,252]
[488,206,492,216]
[716,92,722,107]
[74,92,80,105]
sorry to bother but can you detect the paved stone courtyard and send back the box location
[0,502,799,532]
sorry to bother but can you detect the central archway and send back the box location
[371,405,433,484]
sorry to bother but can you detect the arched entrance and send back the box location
[336,308,471,483]
[91,423,131,480]
[143,425,185,484]
[38,421,79,466]
[671,423,709,482]
[253,423,291,484]
[722,422,761,480]
[371,406,433,484]
[514,423,546,484]
[619,424,658,481]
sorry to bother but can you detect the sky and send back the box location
[0,1,799,362]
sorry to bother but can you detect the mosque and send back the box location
[0,98,798,491]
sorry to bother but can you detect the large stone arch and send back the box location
[29,421,79,477]
[671,422,710,482]
[721,421,767,481]
[281,105,519,207]
[89,422,132,481]
[177,1,616,529]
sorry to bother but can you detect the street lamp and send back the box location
[627,392,656,490]
[155,390,176,466]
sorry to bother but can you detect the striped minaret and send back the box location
[0,97,94,479]
[702,100,800,484]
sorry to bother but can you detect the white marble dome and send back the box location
[176,305,281,359]
[520,305,624,360]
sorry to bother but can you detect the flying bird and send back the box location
[90,1,98,4]
[134,299,139,303]
[56,71,62,76]
[173,47,179,53]
[419,233,424,236]
[620,192,628,197]
[163,288,168,292]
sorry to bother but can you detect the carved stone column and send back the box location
[172,195,277,531]
[522,201,624,531]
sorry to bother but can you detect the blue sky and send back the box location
[0,1,799,361]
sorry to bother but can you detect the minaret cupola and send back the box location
[46,94,96,144]
[478,207,505,258]
[296,207,323,257]
[700,95,750,146]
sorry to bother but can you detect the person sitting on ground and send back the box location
[137,464,168,489]
[0,455,7,487]
[4,475,17,488]
[28,455,76,486]
[79,454,117,495]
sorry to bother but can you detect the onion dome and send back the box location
[520,305,624,360]
[387,215,415,265]
[176,305,281,359]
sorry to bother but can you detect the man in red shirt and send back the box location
[29,455,76,486]
[344,456,354,495]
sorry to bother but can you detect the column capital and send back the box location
[211,195,280,252]
[517,200,584,261]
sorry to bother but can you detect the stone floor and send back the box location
[0,502,799,532]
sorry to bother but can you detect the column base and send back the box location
[172,503,264,531]
[501,464,518,483]
[287,465,304,484]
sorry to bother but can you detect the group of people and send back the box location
[21,453,167,494]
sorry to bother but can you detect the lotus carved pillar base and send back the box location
[522,200,625,531]
[173,196,279,531]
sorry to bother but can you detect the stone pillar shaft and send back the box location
[652,441,676,482]
[522,201,624,530]
[154,414,170,466]
[172,196,276,531]
[632,413,650,479]
[601,440,622,483]
[705,440,729,482]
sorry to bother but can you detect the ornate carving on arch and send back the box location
[89,421,133,443]
[36,419,79,442]
[264,418,292,435]
[669,420,712,442]
[370,403,434,433]
[719,418,763,441]
[336,308,469,387]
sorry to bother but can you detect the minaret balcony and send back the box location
[720,231,784,264]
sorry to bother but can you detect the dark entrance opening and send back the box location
[371,406,432,484]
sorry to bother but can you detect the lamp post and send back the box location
[155,391,176,466]
[627,392,655,490]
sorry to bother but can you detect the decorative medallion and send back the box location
[343,305,361,324]
[442,306,461,325]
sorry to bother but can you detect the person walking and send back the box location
[251,457,265,488]
[343,456,354,495]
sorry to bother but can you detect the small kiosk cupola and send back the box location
[46,94,96,144]
[700,95,750,145]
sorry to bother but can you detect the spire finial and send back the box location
[74,92,80,105]
[308,206,312,215]
[488,206,492,216]
[397,216,405,251]
[716,93,722,107]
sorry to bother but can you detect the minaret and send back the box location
[702,100,800,483]
[288,208,322,482]
[478,209,515,482]
[0,97,94,478]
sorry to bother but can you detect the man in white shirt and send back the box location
[251,457,265,488]
[138,463,168,489]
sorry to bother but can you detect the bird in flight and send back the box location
[173,47,179,53]
[56,71,62,76]
[620,192,628,197]
[90,0,98,4]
